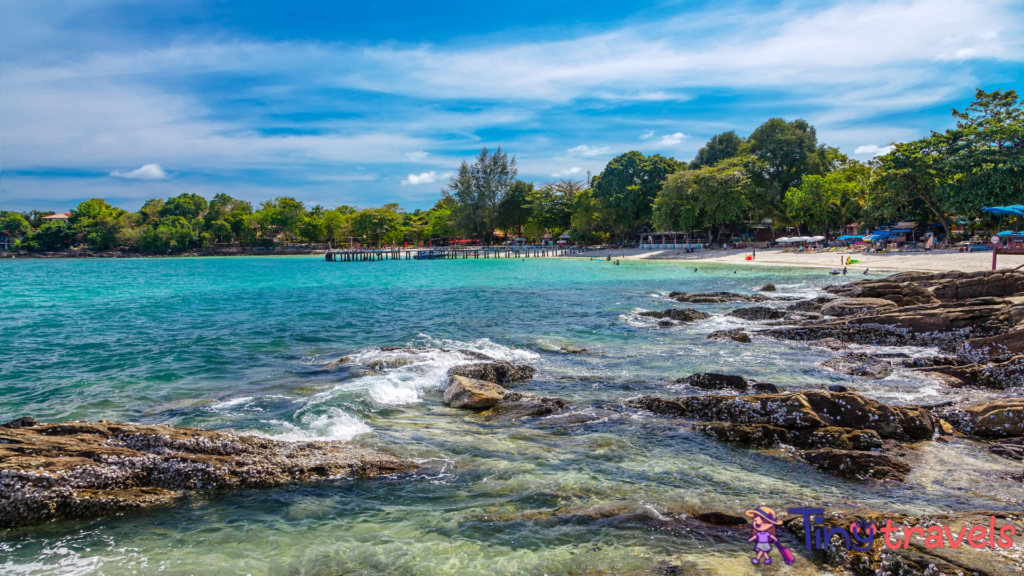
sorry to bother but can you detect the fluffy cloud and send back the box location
[552,167,581,177]
[401,171,444,185]
[854,144,895,156]
[658,133,688,145]
[406,151,430,161]
[109,164,169,179]
[568,145,609,157]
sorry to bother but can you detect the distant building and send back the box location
[0,231,24,250]
[42,213,71,221]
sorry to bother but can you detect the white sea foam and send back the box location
[258,407,372,442]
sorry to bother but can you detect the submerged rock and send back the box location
[447,361,537,385]
[443,375,507,409]
[693,422,790,448]
[808,338,849,351]
[479,393,570,422]
[677,373,749,391]
[638,308,712,323]
[819,352,894,379]
[989,437,1023,461]
[623,396,688,417]
[788,427,883,451]
[668,291,798,303]
[750,382,780,393]
[365,356,416,370]
[0,419,414,528]
[319,356,351,370]
[758,283,777,292]
[693,511,748,526]
[559,346,589,354]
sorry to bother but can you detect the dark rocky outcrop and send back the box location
[668,291,774,303]
[800,448,911,481]
[638,308,712,323]
[788,426,883,451]
[706,329,751,343]
[989,436,1022,461]
[365,356,416,370]
[785,296,836,313]
[826,269,1024,305]
[447,362,536,385]
[751,382,780,393]
[958,329,1024,363]
[319,356,351,370]
[693,511,748,526]
[0,419,414,528]
[443,375,507,409]
[727,306,789,321]
[693,422,790,448]
[758,283,776,292]
[915,354,1024,389]
[676,372,749,391]
[623,396,688,417]
[819,352,895,379]
[559,346,589,354]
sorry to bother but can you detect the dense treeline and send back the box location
[2,89,1020,253]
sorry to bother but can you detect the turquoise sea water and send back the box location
[0,256,1018,575]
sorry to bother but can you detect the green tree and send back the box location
[870,137,952,239]
[496,180,533,236]
[208,220,234,243]
[1,213,31,237]
[160,193,208,221]
[568,188,603,243]
[690,131,744,169]
[785,172,861,238]
[526,179,583,234]
[747,118,828,205]
[69,199,129,251]
[351,205,404,247]
[446,147,518,243]
[652,156,755,242]
[16,221,71,251]
[591,151,683,233]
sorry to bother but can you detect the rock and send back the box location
[668,291,773,303]
[727,306,788,321]
[824,276,941,306]
[788,427,883,451]
[693,422,790,448]
[707,329,751,343]
[443,375,508,409]
[677,372,749,391]
[623,396,688,417]
[319,356,351,370]
[365,356,416,370]
[479,393,570,422]
[447,362,537,385]
[957,329,1024,363]
[918,354,1023,389]
[693,511,748,526]
[751,382,780,393]
[808,338,849,351]
[758,283,777,292]
[827,384,850,392]
[819,352,894,379]
[0,420,414,528]
[657,319,675,327]
[683,393,827,429]
[638,308,712,323]
[457,349,496,361]
[559,346,589,354]
[826,269,1024,305]
[785,296,836,313]
[819,298,899,317]
[936,398,1023,438]
[799,391,934,441]
[2,417,39,429]
[800,448,911,481]
[989,437,1023,461]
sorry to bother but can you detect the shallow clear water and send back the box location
[0,256,1018,575]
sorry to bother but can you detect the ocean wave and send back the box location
[257,407,372,442]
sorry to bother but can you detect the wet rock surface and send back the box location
[819,352,895,379]
[479,393,571,423]
[808,338,849,351]
[0,419,415,528]
[800,447,911,481]
[638,308,712,323]
[677,372,749,391]
[706,329,752,343]
[727,306,789,321]
[935,397,1023,438]
[819,297,899,317]
[668,291,800,303]
[447,361,537,385]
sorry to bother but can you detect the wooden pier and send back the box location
[325,246,586,262]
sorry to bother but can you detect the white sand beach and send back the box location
[572,247,1024,273]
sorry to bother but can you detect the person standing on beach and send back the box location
[752,247,756,260]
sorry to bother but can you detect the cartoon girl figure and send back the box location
[746,506,783,565]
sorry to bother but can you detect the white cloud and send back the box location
[568,145,609,157]
[109,163,169,180]
[854,144,895,156]
[658,132,688,145]
[401,171,449,185]
[640,131,655,139]
[406,151,429,161]
[552,167,581,177]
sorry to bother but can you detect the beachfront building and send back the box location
[639,232,702,250]
[42,213,71,222]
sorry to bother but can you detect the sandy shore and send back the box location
[571,247,1024,273]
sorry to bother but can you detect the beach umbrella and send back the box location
[809,236,826,242]
[775,237,791,242]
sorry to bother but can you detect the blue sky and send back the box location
[2,0,1022,213]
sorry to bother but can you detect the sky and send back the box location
[1,0,1022,213]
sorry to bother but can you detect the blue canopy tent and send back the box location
[982,206,1024,233]
[836,235,864,241]
[862,232,893,242]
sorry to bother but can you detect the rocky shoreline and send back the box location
[0,418,414,528]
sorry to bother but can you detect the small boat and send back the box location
[829,268,841,275]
